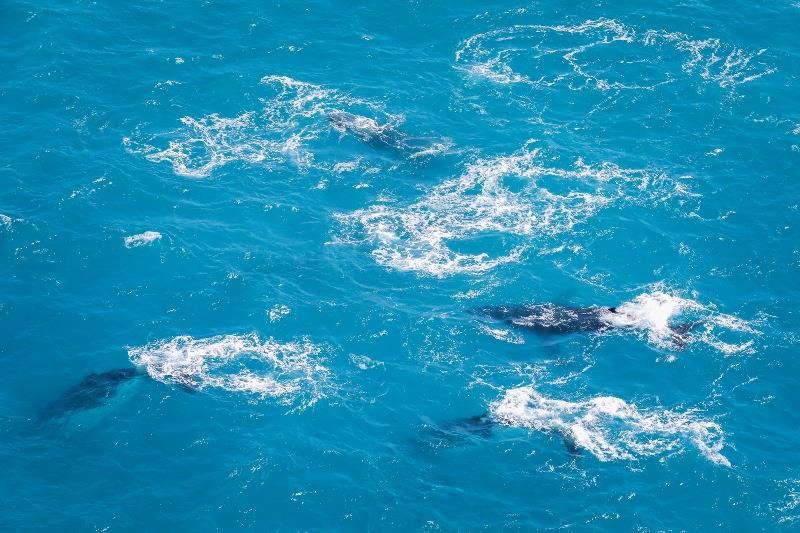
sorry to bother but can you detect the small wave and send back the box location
[335,143,694,277]
[490,385,730,466]
[456,18,773,92]
[124,231,162,248]
[128,333,330,409]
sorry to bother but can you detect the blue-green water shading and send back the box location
[2,0,799,529]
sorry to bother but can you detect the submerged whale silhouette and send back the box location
[478,304,697,349]
[39,368,144,420]
[431,413,581,456]
[39,366,198,421]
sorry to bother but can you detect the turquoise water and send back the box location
[2,0,799,529]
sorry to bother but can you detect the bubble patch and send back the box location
[490,385,730,466]
[456,18,774,92]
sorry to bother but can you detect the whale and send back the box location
[327,110,442,157]
[478,304,697,349]
[429,413,581,456]
[39,367,144,421]
[39,366,199,421]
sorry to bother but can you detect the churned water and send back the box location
[2,1,799,530]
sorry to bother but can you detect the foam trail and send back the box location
[128,333,330,409]
[490,385,730,466]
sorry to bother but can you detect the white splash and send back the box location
[350,354,384,370]
[605,286,759,353]
[491,385,730,466]
[336,144,693,277]
[128,333,330,408]
[124,231,162,248]
[774,479,800,524]
[605,290,702,345]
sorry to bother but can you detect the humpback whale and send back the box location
[40,367,144,420]
[478,304,697,349]
[429,413,581,455]
[327,111,399,147]
[327,110,441,156]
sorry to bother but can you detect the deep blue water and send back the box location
[2,1,800,530]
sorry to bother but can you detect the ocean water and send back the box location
[2,0,799,529]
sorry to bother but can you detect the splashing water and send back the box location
[491,385,730,466]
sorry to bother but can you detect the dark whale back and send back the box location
[479,304,697,349]
[479,304,611,334]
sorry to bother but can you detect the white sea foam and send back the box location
[643,30,776,88]
[349,354,384,370]
[0,214,12,229]
[408,139,455,160]
[336,143,693,277]
[774,479,800,524]
[124,231,162,248]
[490,385,730,466]
[456,18,773,92]
[128,333,330,408]
[137,113,313,178]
